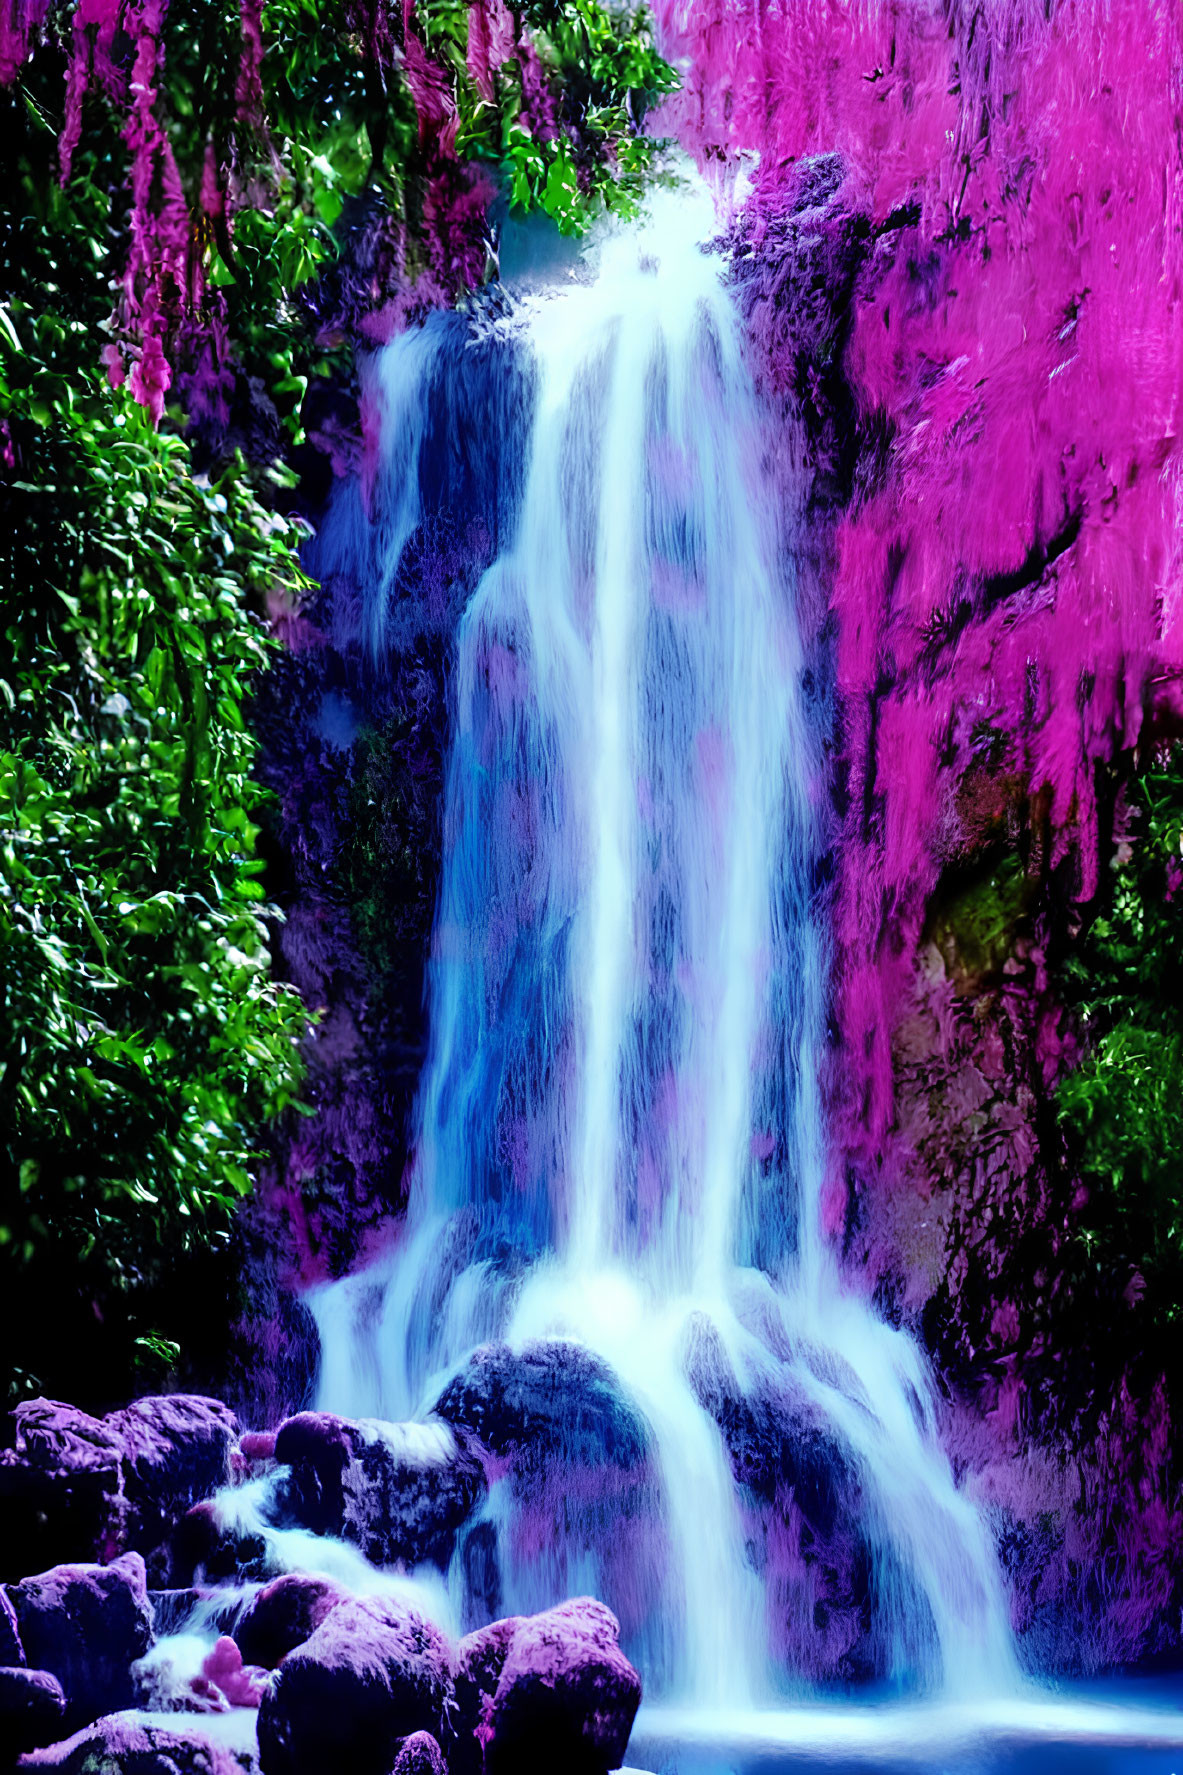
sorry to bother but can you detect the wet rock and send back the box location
[390,1731,447,1775]
[433,1342,648,1471]
[0,1404,122,1580]
[0,1666,66,1759]
[16,1710,258,1772]
[0,1397,238,1581]
[7,1551,154,1731]
[110,1399,239,1562]
[274,1412,485,1568]
[1,1586,24,1664]
[255,1597,454,1775]
[454,1599,641,1775]
[683,1314,853,1525]
[238,1434,276,1465]
[233,1574,349,1670]
[169,1504,273,1589]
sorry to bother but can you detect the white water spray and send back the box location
[312,188,1018,1706]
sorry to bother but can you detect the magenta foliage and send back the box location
[0,0,50,84]
[467,0,514,102]
[59,0,125,181]
[403,0,458,152]
[235,0,263,123]
[659,0,1183,1153]
[655,0,1183,1661]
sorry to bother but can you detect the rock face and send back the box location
[0,1666,66,1760]
[274,1412,485,1568]
[0,1397,238,1581]
[255,1597,454,1775]
[454,1599,641,1775]
[7,1552,154,1731]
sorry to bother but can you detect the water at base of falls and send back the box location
[310,188,1019,1708]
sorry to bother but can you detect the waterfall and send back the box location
[311,190,1018,1706]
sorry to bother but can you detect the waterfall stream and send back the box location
[311,191,1018,1706]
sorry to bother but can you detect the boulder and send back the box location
[109,1399,239,1559]
[454,1599,641,1775]
[16,1711,257,1772]
[255,1597,454,1775]
[0,1397,238,1581]
[7,1551,154,1730]
[0,1404,123,1579]
[683,1312,854,1525]
[390,1732,447,1775]
[274,1413,484,1568]
[233,1575,349,1670]
[433,1342,648,1471]
[0,1666,66,1759]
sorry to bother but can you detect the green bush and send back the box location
[1,0,674,1401]
[0,86,310,1400]
[1057,748,1183,1318]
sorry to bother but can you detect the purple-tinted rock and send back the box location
[238,1433,276,1465]
[684,1314,855,1523]
[0,1397,238,1581]
[432,1342,649,1471]
[109,1398,239,1556]
[390,1731,447,1775]
[454,1600,640,1775]
[17,1711,256,1772]
[0,1666,66,1758]
[233,1574,349,1670]
[255,1597,454,1775]
[7,1552,154,1730]
[0,1587,24,1665]
[274,1412,485,1568]
[0,1405,123,1579]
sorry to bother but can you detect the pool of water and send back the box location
[627,1682,1183,1774]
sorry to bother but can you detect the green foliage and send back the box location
[457,0,679,235]
[1057,748,1183,1314]
[0,0,674,1402]
[927,852,1035,990]
[0,81,308,1399]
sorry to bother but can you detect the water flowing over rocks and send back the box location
[0,1382,646,1774]
[433,1343,650,1473]
[273,1412,485,1567]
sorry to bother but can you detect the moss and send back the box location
[925,851,1036,992]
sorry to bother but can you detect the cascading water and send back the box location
[311,189,1019,1708]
